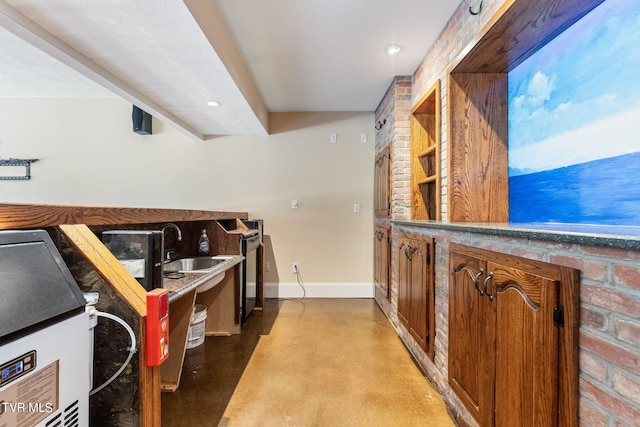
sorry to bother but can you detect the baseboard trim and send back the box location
[265,282,374,299]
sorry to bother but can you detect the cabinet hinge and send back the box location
[426,334,430,344]
[553,306,564,327]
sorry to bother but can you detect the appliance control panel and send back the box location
[1,350,36,388]
[145,289,169,366]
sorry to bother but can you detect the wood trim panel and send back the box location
[558,261,580,427]
[59,224,147,316]
[448,73,508,222]
[452,0,606,73]
[0,203,84,228]
[139,323,162,427]
[0,203,247,229]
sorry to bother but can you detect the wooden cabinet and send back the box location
[397,232,435,359]
[448,244,579,426]
[411,80,440,220]
[374,225,390,300]
[374,146,391,217]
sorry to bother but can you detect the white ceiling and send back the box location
[0,0,461,139]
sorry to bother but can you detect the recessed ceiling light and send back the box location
[207,101,220,107]
[385,44,401,55]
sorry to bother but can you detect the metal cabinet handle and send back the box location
[454,266,484,296]
[376,231,384,241]
[483,272,494,301]
[474,268,485,296]
[405,244,413,260]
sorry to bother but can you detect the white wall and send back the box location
[0,97,374,294]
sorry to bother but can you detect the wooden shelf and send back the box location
[418,176,437,185]
[411,79,441,220]
[417,145,437,158]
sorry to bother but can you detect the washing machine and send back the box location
[0,230,90,427]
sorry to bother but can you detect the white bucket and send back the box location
[186,304,207,349]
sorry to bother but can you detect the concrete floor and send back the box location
[162,298,454,426]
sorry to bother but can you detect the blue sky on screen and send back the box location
[508,0,640,171]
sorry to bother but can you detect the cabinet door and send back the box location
[488,261,560,427]
[399,233,435,357]
[407,237,433,354]
[397,235,411,328]
[374,147,391,217]
[374,225,390,299]
[449,250,494,427]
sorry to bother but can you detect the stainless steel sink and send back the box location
[163,256,232,273]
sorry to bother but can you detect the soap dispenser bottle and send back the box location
[198,229,210,256]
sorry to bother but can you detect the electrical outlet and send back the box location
[264,261,270,272]
[292,262,299,273]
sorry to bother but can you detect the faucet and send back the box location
[161,223,182,241]
[161,223,182,262]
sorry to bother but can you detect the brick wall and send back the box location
[374,0,640,426]
[375,76,412,221]
[375,76,411,318]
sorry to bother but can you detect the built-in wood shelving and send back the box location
[411,79,441,220]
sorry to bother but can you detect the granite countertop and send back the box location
[162,255,244,302]
[392,220,640,250]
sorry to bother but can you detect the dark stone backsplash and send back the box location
[60,239,140,427]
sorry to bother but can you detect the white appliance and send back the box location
[0,230,90,427]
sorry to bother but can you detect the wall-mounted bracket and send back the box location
[0,158,39,180]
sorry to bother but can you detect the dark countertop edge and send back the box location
[166,255,244,303]
[391,220,640,250]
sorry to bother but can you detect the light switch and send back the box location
[292,199,298,209]
[330,133,337,143]
[361,133,367,143]
[354,203,360,213]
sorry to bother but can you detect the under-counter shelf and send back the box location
[161,257,243,392]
